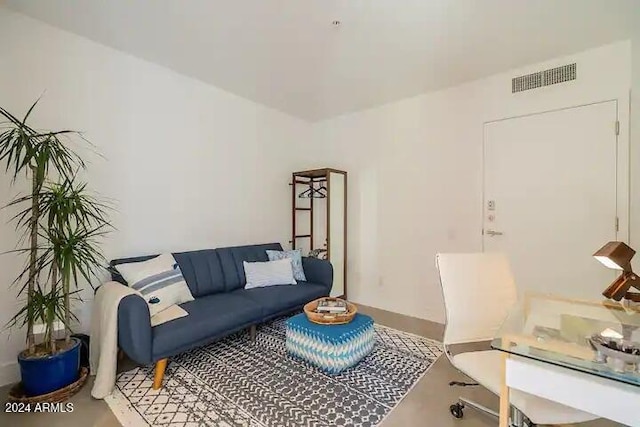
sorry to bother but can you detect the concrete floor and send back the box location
[0,304,623,427]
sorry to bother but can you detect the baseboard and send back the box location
[354,301,446,340]
[0,361,19,387]
[354,300,445,324]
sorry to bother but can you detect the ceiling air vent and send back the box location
[512,63,576,93]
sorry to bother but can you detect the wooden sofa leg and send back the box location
[249,325,257,341]
[153,358,168,390]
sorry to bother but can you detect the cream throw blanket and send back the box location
[90,281,188,399]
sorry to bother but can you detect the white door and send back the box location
[483,101,619,299]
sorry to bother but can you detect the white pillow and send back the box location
[243,258,297,289]
[116,253,194,316]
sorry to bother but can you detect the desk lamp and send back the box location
[593,241,640,302]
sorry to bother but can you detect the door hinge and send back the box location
[615,120,620,136]
[615,217,619,232]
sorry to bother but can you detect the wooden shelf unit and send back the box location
[291,168,347,298]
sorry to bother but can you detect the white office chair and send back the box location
[436,253,598,426]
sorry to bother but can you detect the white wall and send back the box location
[312,41,632,324]
[0,9,311,385]
[631,27,640,249]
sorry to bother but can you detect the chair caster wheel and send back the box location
[450,403,464,419]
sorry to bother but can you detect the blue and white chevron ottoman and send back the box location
[285,313,375,374]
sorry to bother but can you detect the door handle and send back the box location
[485,230,504,236]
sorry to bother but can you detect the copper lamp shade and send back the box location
[593,241,640,302]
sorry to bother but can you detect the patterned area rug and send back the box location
[106,315,443,427]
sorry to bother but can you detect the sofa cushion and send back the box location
[216,243,283,292]
[234,282,328,317]
[173,249,225,297]
[152,292,262,358]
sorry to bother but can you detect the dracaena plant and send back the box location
[0,99,112,356]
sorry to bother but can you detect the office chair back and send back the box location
[436,253,517,346]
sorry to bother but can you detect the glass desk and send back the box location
[490,293,640,427]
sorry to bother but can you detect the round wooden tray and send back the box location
[304,297,357,325]
[8,366,89,404]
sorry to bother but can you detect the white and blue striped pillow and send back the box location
[115,253,195,316]
[243,258,297,289]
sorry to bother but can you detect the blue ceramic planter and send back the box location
[18,337,81,396]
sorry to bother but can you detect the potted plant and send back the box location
[0,100,112,397]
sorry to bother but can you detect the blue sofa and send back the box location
[110,243,332,388]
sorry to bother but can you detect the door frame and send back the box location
[481,99,629,251]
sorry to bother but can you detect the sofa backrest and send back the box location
[109,242,283,297]
[216,243,283,292]
[173,249,224,297]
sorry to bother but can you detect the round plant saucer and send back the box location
[8,366,89,404]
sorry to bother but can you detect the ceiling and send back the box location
[5,0,639,121]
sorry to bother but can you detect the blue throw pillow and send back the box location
[266,249,307,282]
